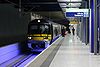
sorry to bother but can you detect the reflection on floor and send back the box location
[49,34,100,67]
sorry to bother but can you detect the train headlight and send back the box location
[43,39,50,45]
[43,37,48,41]
[28,37,32,39]
[43,39,49,42]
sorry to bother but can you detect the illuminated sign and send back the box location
[65,9,89,17]
[65,12,88,17]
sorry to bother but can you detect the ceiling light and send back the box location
[59,3,67,6]
[68,3,81,7]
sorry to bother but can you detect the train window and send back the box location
[40,25,45,33]
[31,25,38,29]
[29,24,50,34]
[40,25,50,34]
[54,28,58,36]
[29,25,39,34]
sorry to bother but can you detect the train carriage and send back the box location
[27,19,65,51]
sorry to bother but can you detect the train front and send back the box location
[27,19,52,51]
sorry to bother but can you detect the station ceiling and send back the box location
[0,0,88,25]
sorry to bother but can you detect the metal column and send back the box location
[94,0,98,55]
[85,17,88,45]
[85,1,89,45]
[97,1,100,54]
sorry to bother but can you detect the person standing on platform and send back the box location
[72,27,75,35]
[61,27,65,37]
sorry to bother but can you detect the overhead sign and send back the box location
[65,9,89,17]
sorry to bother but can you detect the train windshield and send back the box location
[29,24,50,34]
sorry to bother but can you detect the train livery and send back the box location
[27,19,66,51]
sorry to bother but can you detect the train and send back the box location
[27,19,66,51]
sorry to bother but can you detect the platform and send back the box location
[26,34,100,67]
[49,35,100,67]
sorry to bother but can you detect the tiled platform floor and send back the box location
[49,35,100,67]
